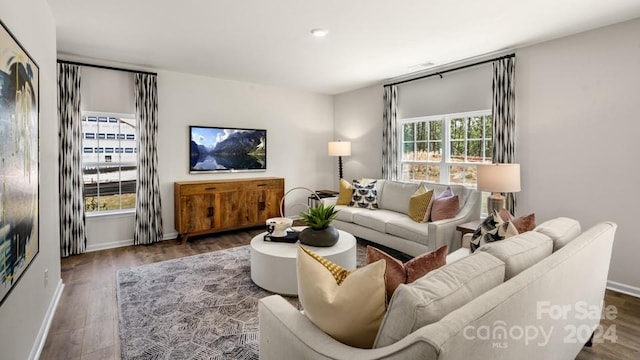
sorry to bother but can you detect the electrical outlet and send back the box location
[44,268,49,287]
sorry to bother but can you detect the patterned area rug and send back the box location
[116,241,407,359]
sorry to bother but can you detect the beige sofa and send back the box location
[323,180,481,257]
[259,218,617,360]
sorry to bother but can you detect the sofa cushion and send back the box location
[353,210,407,233]
[379,181,420,215]
[385,217,430,246]
[477,231,553,280]
[408,185,434,222]
[428,183,468,203]
[333,205,367,223]
[534,217,581,251]
[297,246,387,349]
[350,180,379,209]
[366,245,448,301]
[374,252,505,348]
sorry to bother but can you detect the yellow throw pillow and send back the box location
[297,246,387,348]
[336,178,353,205]
[408,185,434,222]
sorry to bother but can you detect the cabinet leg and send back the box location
[180,234,190,245]
[177,233,190,244]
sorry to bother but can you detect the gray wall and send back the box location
[397,63,492,119]
[333,17,640,294]
[516,18,640,292]
[0,0,62,359]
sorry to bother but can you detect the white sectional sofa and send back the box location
[323,180,481,257]
[259,218,617,360]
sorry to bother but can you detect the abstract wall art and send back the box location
[0,18,39,306]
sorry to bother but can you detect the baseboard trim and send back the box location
[85,232,179,252]
[30,279,64,360]
[607,280,640,298]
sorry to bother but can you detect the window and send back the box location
[399,110,493,187]
[82,112,137,213]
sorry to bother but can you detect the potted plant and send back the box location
[298,203,340,247]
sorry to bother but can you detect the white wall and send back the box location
[516,18,640,291]
[334,18,640,294]
[0,0,62,359]
[157,71,335,233]
[83,69,335,249]
[333,85,384,183]
[81,66,135,114]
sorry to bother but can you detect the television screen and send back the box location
[189,126,267,173]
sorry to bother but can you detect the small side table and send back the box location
[308,190,339,208]
[456,219,483,236]
[456,219,483,249]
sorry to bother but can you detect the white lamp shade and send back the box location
[477,164,521,193]
[328,141,351,156]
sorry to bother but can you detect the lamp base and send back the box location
[487,193,506,215]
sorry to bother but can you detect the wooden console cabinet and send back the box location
[174,177,284,243]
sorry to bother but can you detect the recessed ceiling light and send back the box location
[310,28,328,37]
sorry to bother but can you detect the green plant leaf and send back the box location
[299,203,339,230]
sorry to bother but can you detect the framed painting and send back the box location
[0,18,39,306]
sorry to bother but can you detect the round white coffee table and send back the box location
[250,227,357,296]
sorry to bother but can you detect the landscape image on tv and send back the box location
[190,126,266,172]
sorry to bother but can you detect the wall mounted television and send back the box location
[189,126,267,173]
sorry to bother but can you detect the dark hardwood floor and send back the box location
[40,228,639,359]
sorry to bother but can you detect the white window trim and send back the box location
[398,109,492,185]
[82,111,137,216]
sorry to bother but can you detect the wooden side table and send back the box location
[456,219,483,236]
[456,219,483,249]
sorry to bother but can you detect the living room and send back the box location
[1,0,639,359]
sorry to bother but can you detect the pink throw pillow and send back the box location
[430,195,459,221]
[366,245,448,301]
[498,209,536,233]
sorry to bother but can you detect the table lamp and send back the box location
[328,141,351,179]
[477,163,521,215]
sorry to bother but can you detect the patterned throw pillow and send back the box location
[408,185,434,222]
[297,246,386,348]
[470,211,519,253]
[350,180,378,209]
[366,245,448,301]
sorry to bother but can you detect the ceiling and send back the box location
[48,0,640,95]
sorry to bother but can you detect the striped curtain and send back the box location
[58,63,87,257]
[134,74,163,245]
[492,56,517,213]
[382,85,399,180]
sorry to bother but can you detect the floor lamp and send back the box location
[477,163,521,215]
[328,141,351,180]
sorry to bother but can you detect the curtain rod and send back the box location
[385,53,515,87]
[56,59,157,76]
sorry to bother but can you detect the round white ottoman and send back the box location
[250,228,357,296]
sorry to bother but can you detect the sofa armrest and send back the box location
[258,295,438,360]
[426,190,481,252]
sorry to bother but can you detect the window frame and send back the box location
[398,109,493,186]
[82,111,138,217]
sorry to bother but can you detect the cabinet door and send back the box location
[260,188,283,220]
[217,191,248,228]
[180,194,217,232]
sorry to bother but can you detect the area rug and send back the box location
[116,242,407,359]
